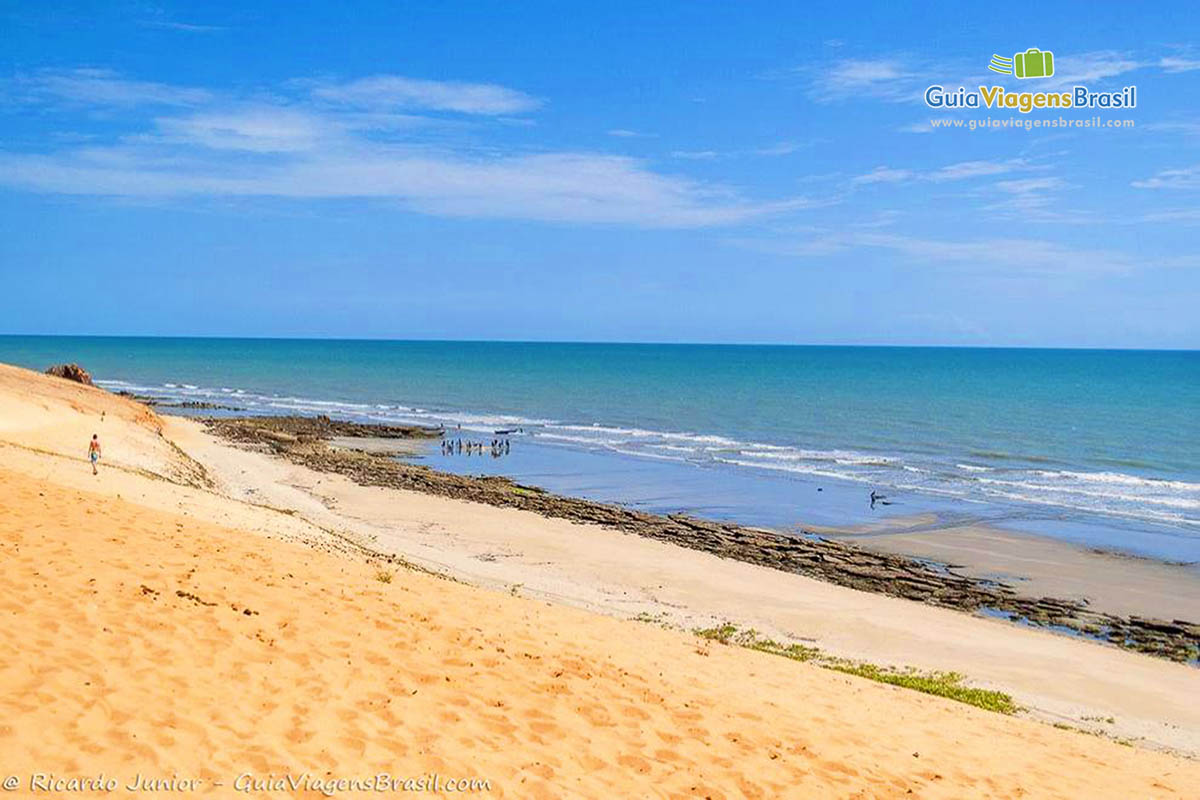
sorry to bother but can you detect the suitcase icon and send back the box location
[1014,48,1054,79]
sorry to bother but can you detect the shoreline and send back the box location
[93,369,1200,566]
[201,414,1200,664]
[822,515,1200,622]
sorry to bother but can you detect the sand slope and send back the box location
[4,468,1200,798]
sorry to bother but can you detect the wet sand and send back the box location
[820,515,1200,622]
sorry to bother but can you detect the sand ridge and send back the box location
[4,468,1200,798]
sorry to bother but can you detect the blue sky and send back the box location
[1,1,1199,347]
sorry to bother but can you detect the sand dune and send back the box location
[1,361,1199,797]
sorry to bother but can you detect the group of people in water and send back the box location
[441,437,512,458]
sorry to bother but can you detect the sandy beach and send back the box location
[2,361,1200,798]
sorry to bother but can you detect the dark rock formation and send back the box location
[210,414,442,442]
[45,363,94,386]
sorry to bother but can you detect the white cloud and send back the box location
[984,177,1073,218]
[670,150,719,160]
[1142,120,1200,136]
[1132,165,1200,190]
[13,68,213,107]
[1036,51,1143,89]
[1141,208,1200,223]
[992,177,1065,194]
[0,145,808,227]
[1159,56,1200,73]
[851,166,914,185]
[140,20,223,33]
[0,88,810,227]
[852,158,1035,186]
[0,69,817,227]
[739,231,1142,276]
[150,107,335,152]
[754,141,809,156]
[607,129,656,138]
[311,75,541,115]
[931,159,1031,181]
[806,58,920,102]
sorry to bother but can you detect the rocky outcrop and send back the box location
[211,414,442,442]
[203,414,1200,664]
[44,363,94,386]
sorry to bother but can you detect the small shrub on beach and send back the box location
[826,662,1018,715]
[375,570,393,584]
[693,622,1018,715]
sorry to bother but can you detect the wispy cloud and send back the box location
[1159,56,1200,73]
[735,230,1147,276]
[1141,207,1200,223]
[1036,50,1143,89]
[807,58,920,102]
[137,5,223,33]
[851,166,914,185]
[753,140,812,156]
[1142,120,1200,136]
[0,145,811,227]
[897,119,941,134]
[1132,164,1200,190]
[851,158,1037,186]
[310,75,541,115]
[670,150,719,160]
[140,19,223,33]
[607,129,656,138]
[149,107,336,152]
[983,176,1075,219]
[0,71,813,228]
[12,68,214,107]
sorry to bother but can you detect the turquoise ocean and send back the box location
[2,336,1197,562]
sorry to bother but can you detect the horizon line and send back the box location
[1,332,1197,353]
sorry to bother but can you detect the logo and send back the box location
[923,47,1136,114]
[989,48,1055,79]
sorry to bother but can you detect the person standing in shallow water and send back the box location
[88,434,101,475]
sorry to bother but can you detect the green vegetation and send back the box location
[1082,714,1116,724]
[693,622,1019,715]
[375,570,393,583]
[632,611,673,628]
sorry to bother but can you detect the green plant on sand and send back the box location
[693,623,1019,716]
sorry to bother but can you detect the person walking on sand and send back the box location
[88,434,102,475]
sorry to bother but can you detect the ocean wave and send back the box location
[97,375,1200,532]
[714,456,874,483]
[740,449,894,467]
[1031,470,1200,493]
[975,477,1200,511]
[550,423,740,447]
